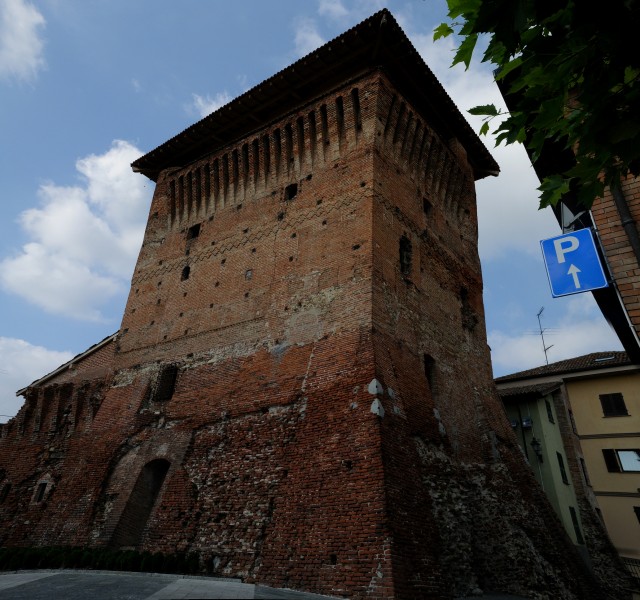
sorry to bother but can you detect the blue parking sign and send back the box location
[540,229,609,297]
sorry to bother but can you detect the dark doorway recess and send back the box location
[110,458,170,548]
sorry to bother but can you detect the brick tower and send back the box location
[0,10,624,600]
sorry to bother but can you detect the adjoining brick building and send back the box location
[0,10,629,599]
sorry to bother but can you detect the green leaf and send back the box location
[468,104,500,116]
[452,33,478,69]
[433,23,454,41]
[479,122,490,136]
[538,175,571,209]
[495,56,523,81]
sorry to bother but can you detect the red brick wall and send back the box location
[0,71,616,599]
[591,174,640,339]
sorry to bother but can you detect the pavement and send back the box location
[0,569,535,599]
[0,570,341,599]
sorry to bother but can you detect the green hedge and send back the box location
[0,546,201,574]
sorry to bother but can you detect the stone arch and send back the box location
[110,458,170,548]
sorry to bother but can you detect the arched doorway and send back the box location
[111,458,170,548]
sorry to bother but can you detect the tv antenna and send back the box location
[537,307,554,365]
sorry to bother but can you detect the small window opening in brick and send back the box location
[181,266,190,281]
[221,258,226,265]
[277,211,285,221]
[316,199,322,205]
[251,248,256,253]
[322,219,327,225]
[183,292,187,297]
[423,354,436,396]
[342,459,353,470]
[187,223,201,241]
[330,554,338,565]
[285,183,298,201]
[399,235,412,276]
[243,227,248,234]
[289,256,294,262]
[244,292,249,298]
[215,281,219,287]
[179,312,183,317]
[245,270,253,280]
[35,482,47,503]
[155,365,178,402]
[306,174,312,181]
[210,303,214,308]
[150,320,155,325]
[291,232,297,239]
[352,244,360,250]
[0,483,11,504]
[157,299,161,305]
[237,204,242,211]
[423,198,432,216]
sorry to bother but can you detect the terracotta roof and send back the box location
[495,351,631,383]
[498,382,562,398]
[131,9,499,182]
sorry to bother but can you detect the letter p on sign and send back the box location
[553,235,579,263]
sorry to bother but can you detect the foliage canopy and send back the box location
[434,0,640,208]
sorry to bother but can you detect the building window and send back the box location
[399,235,412,277]
[35,482,47,503]
[186,223,201,241]
[602,449,640,472]
[284,183,298,201]
[154,365,179,402]
[0,483,10,504]
[557,452,569,484]
[181,266,190,281]
[545,398,555,424]
[599,392,629,417]
[568,507,585,545]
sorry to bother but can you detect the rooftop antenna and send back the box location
[537,307,554,365]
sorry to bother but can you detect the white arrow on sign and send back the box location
[567,264,581,289]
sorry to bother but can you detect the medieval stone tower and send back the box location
[0,10,626,600]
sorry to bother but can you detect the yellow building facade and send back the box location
[496,351,640,586]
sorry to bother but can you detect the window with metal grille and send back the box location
[599,393,629,417]
[557,452,569,484]
[545,398,555,423]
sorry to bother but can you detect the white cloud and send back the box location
[0,337,73,423]
[0,0,45,82]
[0,140,151,321]
[489,294,623,376]
[294,17,326,57]
[318,0,349,20]
[191,91,233,119]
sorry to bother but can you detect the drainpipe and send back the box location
[610,176,640,267]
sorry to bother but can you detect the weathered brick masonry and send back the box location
[0,10,622,599]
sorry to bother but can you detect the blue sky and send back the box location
[0,0,622,421]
